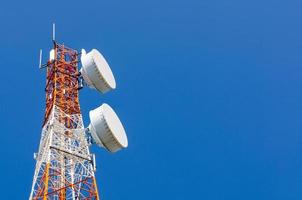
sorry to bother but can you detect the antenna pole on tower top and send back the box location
[52,23,56,42]
[38,49,42,69]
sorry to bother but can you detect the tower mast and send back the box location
[29,42,99,199]
[30,27,128,200]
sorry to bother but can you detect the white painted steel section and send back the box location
[49,49,55,61]
[29,106,96,200]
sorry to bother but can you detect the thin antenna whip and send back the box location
[39,49,43,69]
[52,23,56,41]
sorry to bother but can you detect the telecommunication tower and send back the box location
[29,26,128,200]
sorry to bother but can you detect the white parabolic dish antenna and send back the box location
[89,103,128,153]
[81,49,116,93]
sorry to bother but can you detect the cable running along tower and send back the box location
[29,28,128,200]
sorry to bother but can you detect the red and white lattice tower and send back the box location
[29,33,128,200]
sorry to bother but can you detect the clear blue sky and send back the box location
[0,0,301,199]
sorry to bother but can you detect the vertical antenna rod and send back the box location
[52,23,56,41]
[39,49,42,69]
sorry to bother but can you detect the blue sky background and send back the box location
[0,0,301,199]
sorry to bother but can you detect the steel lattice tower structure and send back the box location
[29,42,99,200]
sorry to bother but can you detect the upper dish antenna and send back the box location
[80,49,116,94]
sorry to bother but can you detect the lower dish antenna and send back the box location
[88,103,128,153]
